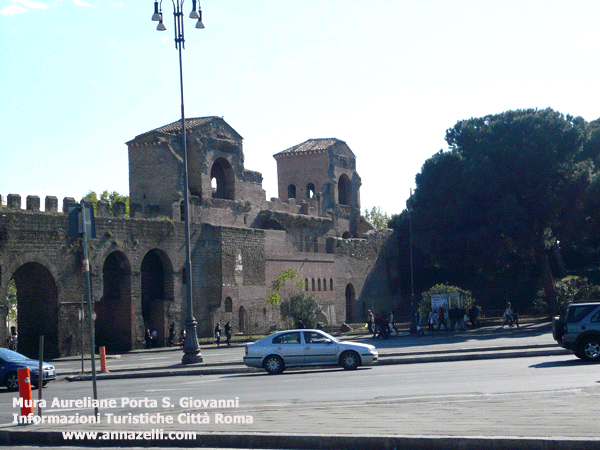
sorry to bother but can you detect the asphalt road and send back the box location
[1,352,598,438]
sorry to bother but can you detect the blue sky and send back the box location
[2,0,600,216]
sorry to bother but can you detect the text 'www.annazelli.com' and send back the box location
[62,430,196,441]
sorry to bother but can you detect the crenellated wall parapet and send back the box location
[0,194,167,220]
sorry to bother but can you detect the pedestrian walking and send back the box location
[214,322,222,346]
[389,311,399,334]
[224,321,232,347]
[367,309,374,334]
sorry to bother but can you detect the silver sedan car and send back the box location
[243,329,378,374]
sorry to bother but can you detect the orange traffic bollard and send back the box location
[99,346,108,372]
[17,367,33,418]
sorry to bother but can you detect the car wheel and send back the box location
[552,316,564,341]
[4,372,19,391]
[339,351,360,370]
[578,337,600,361]
[263,355,284,375]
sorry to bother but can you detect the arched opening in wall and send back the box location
[304,278,309,291]
[342,231,352,239]
[97,251,132,352]
[225,297,233,313]
[306,183,316,199]
[12,263,59,358]
[317,279,321,291]
[287,184,296,199]
[338,174,352,206]
[312,279,315,291]
[323,278,327,291]
[238,306,246,334]
[211,158,235,200]
[345,283,356,323]
[141,249,174,347]
[330,278,334,291]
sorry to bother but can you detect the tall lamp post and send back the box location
[151,0,204,364]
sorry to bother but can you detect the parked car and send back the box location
[0,348,56,391]
[243,329,378,374]
[553,302,600,361]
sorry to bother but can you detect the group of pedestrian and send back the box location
[427,302,480,332]
[144,328,158,349]
[367,309,399,339]
[214,321,232,347]
[501,302,519,328]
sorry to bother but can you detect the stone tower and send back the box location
[273,138,362,238]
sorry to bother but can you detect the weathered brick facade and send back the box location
[0,117,397,358]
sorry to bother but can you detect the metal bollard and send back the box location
[17,367,33,420]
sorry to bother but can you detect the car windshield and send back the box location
[315,331,339,343]
[0,348,30,362]
[565,305,598,323]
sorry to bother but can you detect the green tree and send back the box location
[413,108,590,315]
[83,190,129,216]
[267,268,322,328]
[364,206,391,230]
[419,284,475,317]
[280,293,322,329]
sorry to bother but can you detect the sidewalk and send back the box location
[62,321,568,381]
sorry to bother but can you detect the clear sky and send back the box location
[2,0,600,216]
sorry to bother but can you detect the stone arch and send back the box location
[287,184,296,199]
[306,183,316,199]
[338,174,352,206]
[345,283,356,323]
[211,157,235,200]
[225,297,233,312]
[97,251,132,352]
[342,231,352,239]
[141,249,174,346]
[12,262,59,358]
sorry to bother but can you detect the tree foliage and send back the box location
[419,284,475,316]
[266,267,305,305]
[411,108,591,314]
[83,190,129,216]
[267,268,322,328]
[364,206,391,230]
[280,293,322,329]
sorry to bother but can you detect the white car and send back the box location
[243,329,378,374]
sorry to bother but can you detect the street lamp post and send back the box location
[151,0,204,364]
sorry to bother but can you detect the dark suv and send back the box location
[553,302,600,361]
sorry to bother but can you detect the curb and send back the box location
[0,430,598,450]
[65,347,570,382]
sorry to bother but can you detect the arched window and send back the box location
[312,278,315,291]
[211,158,235,200]
[225,297,233,312]
[330,278,334,291]
[323,278,327,291]
[305,278,309,291]
[306,183,316,199]
[318,279,321,291]
[287,184,296,199]
[338,174,352,205]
